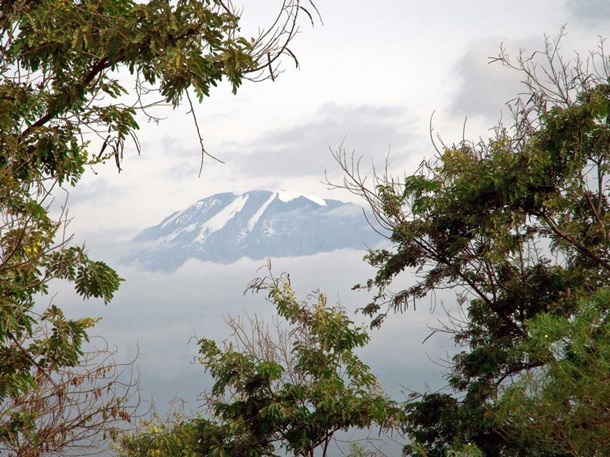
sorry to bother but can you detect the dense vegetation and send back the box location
[116,272,403,457]
[334,34,610,456]
[116,34,610,456]
[0,0,313,454]
[2,1,610,455]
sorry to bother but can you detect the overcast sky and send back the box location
[50,0,610,452]
[68,0,610,234]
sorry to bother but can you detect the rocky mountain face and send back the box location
[127,190,381,272]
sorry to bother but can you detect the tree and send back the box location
[495,289,610,456]
[0,332,140,457]
[112,411,201,457]
[331,31,610,456]
[0,0,317,450]
[115,270,404,457]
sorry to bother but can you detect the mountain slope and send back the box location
[128,190,381,271]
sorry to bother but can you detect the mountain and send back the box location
[127,190,382,272]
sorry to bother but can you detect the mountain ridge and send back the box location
[127,190,381,272]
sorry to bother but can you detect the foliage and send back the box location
[496,289,610,456]
[0,179,125,446]
[115,413,201,457]
[331,32,610,456]
[115,271,404,457]
[346,442,387,457]
[0,333,139,457]
[0,0,316,451]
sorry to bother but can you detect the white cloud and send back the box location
[50,241,456,415]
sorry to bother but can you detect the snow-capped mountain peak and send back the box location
[127,190,380,272]
[276,190,327,206]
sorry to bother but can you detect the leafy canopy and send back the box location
[496,289,610,456]
[116,272,404,457]
[0,0,314,449]
[333,32,610,456]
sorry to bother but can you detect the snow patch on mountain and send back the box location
[126,190,382,272]
[277,190,327,206]
[247,192,276,231]
[194,193,249,242]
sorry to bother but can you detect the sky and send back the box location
[65,0,610,233]
[47,0,610,453]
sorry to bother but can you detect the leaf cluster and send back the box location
[0,0,317,451]
[116,273,403,457]
[332,34,610,456]
[198,274,403,456]
[496,289,610,456]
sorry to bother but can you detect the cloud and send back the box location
[59,101,424,234]
[449,37,538,121]
[50,236,455,418]
[564,0,610,25]
[54,176,127,210]
[219,103,414,182]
